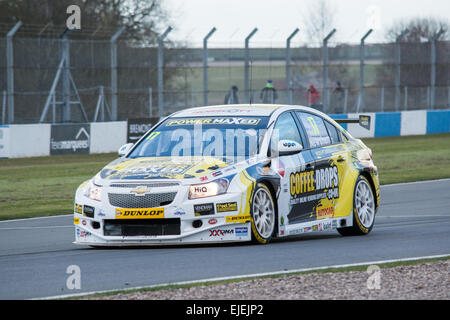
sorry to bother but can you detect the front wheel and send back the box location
[338,175,376,236]
[250,183,276,244]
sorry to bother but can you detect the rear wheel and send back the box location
[250,183,276,244]
[338,175,375,236]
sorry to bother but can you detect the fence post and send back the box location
[1,90,6,124]
[395,29,408,111]
[286,28,299,105]
[158,26,172,119]
[323,29,336,113]
[6,21,22,124]
[380,87,385,112]
[93,86,103,122]
[359,29,373,113]
[344,89,348,114]
[404,86,408,110]
[149,87,153,117]
[430,29,444,109]
[203,27,216,106]
[244,28,258,103]
[110,26,125,121]
[61,31,71,123]
[52,92,56,124]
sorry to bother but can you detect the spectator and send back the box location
[306,84,320,105]
[332,81,345,114]
[260,80,278,104]
[224,85,239,104]
[306,84,321,110]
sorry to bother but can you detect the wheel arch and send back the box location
[359,169,379,210]
[256,178,280,236]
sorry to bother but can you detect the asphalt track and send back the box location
[1,179,450,299]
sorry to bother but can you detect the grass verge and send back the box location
[1,133,450,220]
[361,133,450,185]
[0,153,117,220]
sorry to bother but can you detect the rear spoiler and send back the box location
[335,115,371,130]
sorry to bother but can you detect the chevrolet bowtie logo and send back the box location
[130,186,151,196]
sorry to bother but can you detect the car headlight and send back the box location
[356,148,372,161]
[84,179,102,202]
[189,179,229,200]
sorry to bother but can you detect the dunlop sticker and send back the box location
[115,208,164,219]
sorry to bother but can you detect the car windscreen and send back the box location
[128,116,269,161]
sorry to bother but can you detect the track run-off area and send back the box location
[0,179,449,299]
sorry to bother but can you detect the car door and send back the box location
[295,112,351,223]
[268,112,316,236]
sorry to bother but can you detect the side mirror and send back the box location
[118,143,133,157]
[273,140,303,157]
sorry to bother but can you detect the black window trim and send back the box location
[294,111,338,150]
[323,119,343,145]
[267,111,308,157]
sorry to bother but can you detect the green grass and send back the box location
[0,133,450,221]
[178,64,378,92]
[361,133,450,185]
[0,153,117,220]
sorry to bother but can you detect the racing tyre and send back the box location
[250,183,276,244]
[338,175,375,236]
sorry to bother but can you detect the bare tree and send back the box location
[0,0,198,122]
[301,0,337,45]
[385,16,449,42]
[0,0,170,41]
[375,16,450,108]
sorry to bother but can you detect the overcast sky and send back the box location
[164,0,450,46]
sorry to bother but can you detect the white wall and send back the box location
[401,110,427,136]
[2,122,128,158]
[0,126,10,158]
[8,124,51,158]
[89,121,127,154]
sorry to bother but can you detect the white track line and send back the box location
[0,226,73,230]
[36,253,450,300]
[381,178,450,188]
[0,214,72,224]
[377,215,450,218]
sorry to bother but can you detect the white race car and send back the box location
[74,104,380,246]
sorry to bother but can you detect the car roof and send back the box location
[171,104,320,118]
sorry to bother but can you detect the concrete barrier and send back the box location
[90,121,127,154]
[331,109,450,139]
[0,125,10,158]
[8,124,51,158]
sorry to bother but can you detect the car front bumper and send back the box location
[73,181,252,246]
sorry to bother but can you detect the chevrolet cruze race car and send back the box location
[74,104,380,246]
